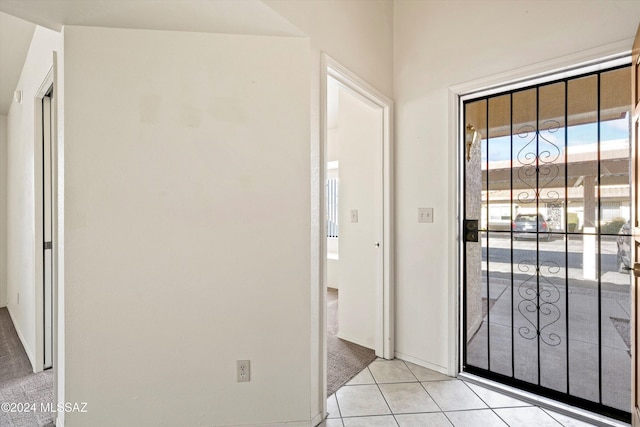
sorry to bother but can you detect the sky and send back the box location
[480,115,630,163]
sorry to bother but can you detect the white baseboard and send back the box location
[223,421,313,427]
[310,411,324,427]
[56,416,313,427]
[50,412,314,427]
[394,352,449,376]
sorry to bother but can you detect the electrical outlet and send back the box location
[237,360,250,382]
[17,293,19,305]
[350,210,359,223]
[418,208,434,223]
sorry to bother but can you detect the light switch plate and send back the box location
[418,208,433,223]
[350,210,359,223]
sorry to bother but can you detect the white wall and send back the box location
[0,114,6,307]
[63,26,310,426]
[6,26,60,368]
[265,0,393,99]
[393,0,640,372]
[262,1,393,417]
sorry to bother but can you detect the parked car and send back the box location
[617,221,631,273]
[512,214,551,241]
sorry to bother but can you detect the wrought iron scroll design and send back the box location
[516,120,561,205]
[517,261,562,346]
[515,120,563,346]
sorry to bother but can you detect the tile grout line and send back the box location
[539,407,572,427]
[338,363,402,425]
[409,360,457,426]
[335,366,378,425]
[390,359,432,426]
[331,391,345,427]
[460,379,510,425]
[462,381,568,427]
[372,361,401,426]
[335,358,608,426]
[344,378,454,386]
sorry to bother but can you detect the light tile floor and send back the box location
[320,359,620,427]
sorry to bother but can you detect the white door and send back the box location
[329,76,384,353]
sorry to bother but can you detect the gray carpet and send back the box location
[0,307,55,427]
[327,289,376,396]
[0,309,33,383]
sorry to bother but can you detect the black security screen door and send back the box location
[462,64,632,422]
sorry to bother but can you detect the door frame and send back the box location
[631,22,640,427]
[449,40,635,379]
[34,67,55,373]
[450,44,634,425]
[319,52,394,392]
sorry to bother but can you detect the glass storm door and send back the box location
[463,65,632,422]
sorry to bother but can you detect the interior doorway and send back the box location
[326,73,381,352]
[42,88,53,370]
[461,60,632,422]
[34,69,55,374]
[321,56,394,398]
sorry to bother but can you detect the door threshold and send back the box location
[458,372,630,427]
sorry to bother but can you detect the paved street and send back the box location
[479,234,630,288]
